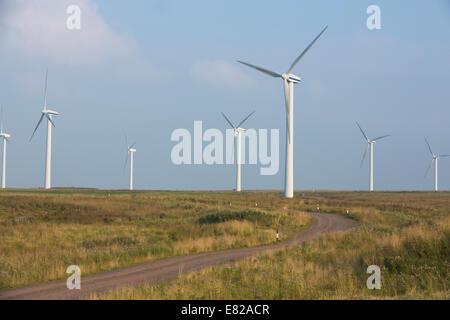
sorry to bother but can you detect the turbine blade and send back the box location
[360,144,369,168]
[237,60,282,78]
[287,25,328,74]
[0,105,3,133]
[356,121,369,141]
[46,114,56,127]
[372,134,390,141]
[123,151,129,172]
[424,159,434,177]
[124,132,129,148]
[43,68,48,110]
[129,142,136,149]
[237,111,255,128]
[424,137,434,156]
[438,154,450,158]
[30,114,45,141]
[221,112,235,129]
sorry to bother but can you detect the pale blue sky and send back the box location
[0,0,449,190]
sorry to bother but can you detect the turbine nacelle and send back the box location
[234,127,246,136]
[43,110,59,116]
[282,73,302,83]
[0,133,11,139]
[129,148,136,153]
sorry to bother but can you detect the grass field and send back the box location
[90,191,450,300]
[0,189,311,289]
[1,190,448,299]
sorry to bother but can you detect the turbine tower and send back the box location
[124,137,136,191]
[221,111,255,191]
[237,26,328,198]
[30,69,59,189]
[424,137,450,192]
[0,107,11,189]
[356,122,390,192]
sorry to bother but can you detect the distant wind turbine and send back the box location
[221,111,255,191]
[0,107,11,189]
[356,122,390,192]
[237,26,328,198]
[123,136,136,191]
[30,69,59,189]
[424,137,450,192]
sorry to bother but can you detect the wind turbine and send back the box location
[237,26,328,198]
[0,107,11,189]
[221,111,255,191]
[30,69,59,189]
[424,137,450,192]
[356,121,390,192]
[123,136,136,191]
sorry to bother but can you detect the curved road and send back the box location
[0,212,356,300]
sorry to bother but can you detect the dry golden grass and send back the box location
[0,189,311,289]
[91,191,450,300]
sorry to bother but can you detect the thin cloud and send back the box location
[190,59,256,90]
[0,0,160,80]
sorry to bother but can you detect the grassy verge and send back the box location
[0,190,311,289]
[92,191,449,299]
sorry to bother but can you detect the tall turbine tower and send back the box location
[30,69,59,189]
[356,122,390,192]
[237,26,328,198]
[221,111,255,191]
[0,107,11,189]
[124,138,136,191]
[424,137,450,192]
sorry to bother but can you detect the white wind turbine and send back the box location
[221,111,255,191]
[0,107,11,189]
[424,137,450,192]
[30,69,59,189]
[123,136,136,191]
[356,122,390,192]
[237,26,328,198]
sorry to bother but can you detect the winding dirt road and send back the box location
[0,212,356,300]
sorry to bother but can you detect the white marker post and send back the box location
[276,229,279,242]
